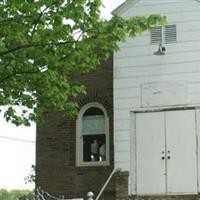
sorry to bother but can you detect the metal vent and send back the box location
[165,25,177,43]
[151,26,162,44]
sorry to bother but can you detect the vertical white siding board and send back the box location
[130,112,136,195]
[196,109,200,192]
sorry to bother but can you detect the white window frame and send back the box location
[76,102,110,167]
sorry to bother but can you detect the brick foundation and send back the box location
[115,171,129,200]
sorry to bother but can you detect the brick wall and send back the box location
[115,171,129,200]
[36,55,115,199]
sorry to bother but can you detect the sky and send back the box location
[0,1,125,191]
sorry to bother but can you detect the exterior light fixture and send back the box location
[154,44,166,55]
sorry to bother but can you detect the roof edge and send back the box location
[112,0,200,16]
[111,0,140,15]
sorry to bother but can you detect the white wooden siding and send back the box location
[114,109,130,120]
[114,130,130,141]
[116,41,200,57]
[195,109,200,192]
[115,141,130,152]
[114,119,130,131]
[115,161,131,171]
[122,1,200,19]
[115,51,200,68]
[113,0,200,195]
[115,152,130,162]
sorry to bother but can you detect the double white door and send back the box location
[136,110,197,195]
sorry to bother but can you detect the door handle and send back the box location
[167,150,171,159]
[161,156,165,160]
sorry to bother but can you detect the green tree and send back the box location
[0,189,9,200]
[25,164,35,184]
[0,189,34,200]
[0,0,165,126]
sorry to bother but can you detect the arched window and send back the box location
[76,103,109,166]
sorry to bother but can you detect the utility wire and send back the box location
[0,135,35,143]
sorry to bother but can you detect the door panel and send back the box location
[136,112,166,195]
[166,110,197,194]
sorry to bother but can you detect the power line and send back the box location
[0,135,35,143]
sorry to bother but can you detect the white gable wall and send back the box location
[114,0,200,195]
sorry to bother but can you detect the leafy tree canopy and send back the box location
[25,164,35,184]
[0,0,165,126]
[0,189,34,200]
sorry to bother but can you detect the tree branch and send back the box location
[0,40,77,57]
[0,15,32,24]
[0,69,40,83]
[60,32,84,61]
[30,1,58,42]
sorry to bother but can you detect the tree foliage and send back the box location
[25,164,36,184]
[0,189,34,200]
[0,0,165,125]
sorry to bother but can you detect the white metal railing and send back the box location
[86,192,94,200]
[87,168,121,200]
[35,187,83,200]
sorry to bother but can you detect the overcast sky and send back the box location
[0,1,125,190]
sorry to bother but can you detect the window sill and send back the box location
[76,161,109,167]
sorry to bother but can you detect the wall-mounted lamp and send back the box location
[154,44,166,56]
